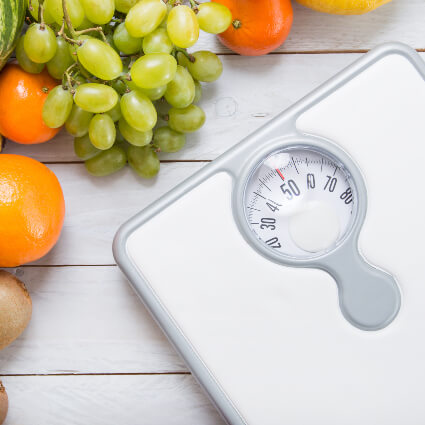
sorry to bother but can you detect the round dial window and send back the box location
[244,147,357,259]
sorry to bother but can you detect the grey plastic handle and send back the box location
[324,244,401,331]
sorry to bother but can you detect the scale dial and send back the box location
[244,147,356,259]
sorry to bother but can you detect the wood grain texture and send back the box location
[6,52,425,163]
[27,162,204,265]
[4,53,361,162]
[0,266,185,374]
[2,7,424,422]
[194,0,425,53]
[1,374,225,425]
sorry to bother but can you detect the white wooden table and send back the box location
[1,1,424,422]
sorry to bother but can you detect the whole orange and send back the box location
[0,154,65,267]
[213,0,293,56]
[0,64,60,144]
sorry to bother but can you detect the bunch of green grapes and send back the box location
[18,0,232,178]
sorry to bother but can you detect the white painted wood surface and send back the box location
[0,266,185,374]
[2,375,225,425]
[7,52,425,163]
[1,4,422,423]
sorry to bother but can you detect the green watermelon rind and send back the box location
[0,0,26,70]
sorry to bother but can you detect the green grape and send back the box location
[196,2,232,34]
[24,24,57,64]
[111,78,128,95]
[46,0,85,28]
[193,80,202,103]
[128,145,160,179]
[29,0,55,22]
[113,22,142,55]
[115,127,126,144]
[16,36,44,74]
[126,78,139,91]
[73,74,87,85]
[75,15,95,30]
[167,5,199,48]
[81,0,114,24]
[118,117,152,146]
[125,0,167,37]
[42,86,73,128]
[164,65,195,108]
[120,90,157,132]
[154,126,185,153]
[130,53,177,89]
[114,128,132,152]
[105,33,120,54]
[65,104,93,137]
[168,104,205,133]
[74,83,119,113]
[159,2,172,28]
[178,50,222,82]
[89,114,116,150]
[77,38,122,80]
[142,28,173,54]
[114,0,137,13]
[68,35,92,62]
[47,37,74,80]
[106,98,122,122]
[139,85,167,101]
[74,133,101,159]
[154,97,170,118]
[85,145,127,176]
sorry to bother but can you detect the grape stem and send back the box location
[61,0,77,38]
[174,47,195,63]
[75,26,108,43]
[25,15,36,24]
[38,0,45,29]
[117,76,131,92]
[58,23,83,45]
[63,62,78,93]
[188,0,199,12]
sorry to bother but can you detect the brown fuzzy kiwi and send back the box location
[0,381,8,424]
[0,270,32,350]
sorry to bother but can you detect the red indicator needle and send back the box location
[276,169,285,181]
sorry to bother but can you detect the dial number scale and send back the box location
[244,148,356,259]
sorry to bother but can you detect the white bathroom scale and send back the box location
[114,43,425,425]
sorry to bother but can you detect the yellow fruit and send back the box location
[296,0,391,15]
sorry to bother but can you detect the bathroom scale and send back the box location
[113,43,425,425]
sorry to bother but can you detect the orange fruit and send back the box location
[0,154,65,267]
[213,0,293,56]
[0,63,60,144]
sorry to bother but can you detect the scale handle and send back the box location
[324,246,401,331]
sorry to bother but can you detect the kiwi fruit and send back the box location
[0,270,32,350]
[0,381,8,424]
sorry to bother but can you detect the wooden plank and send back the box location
[6,51,425,163]
[0,266,185,375]
[32,162,204,265]
[4,53,363,162]
[195,0,425,53]
[1,374,225,425]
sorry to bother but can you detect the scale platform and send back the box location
[114,43,425,425]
